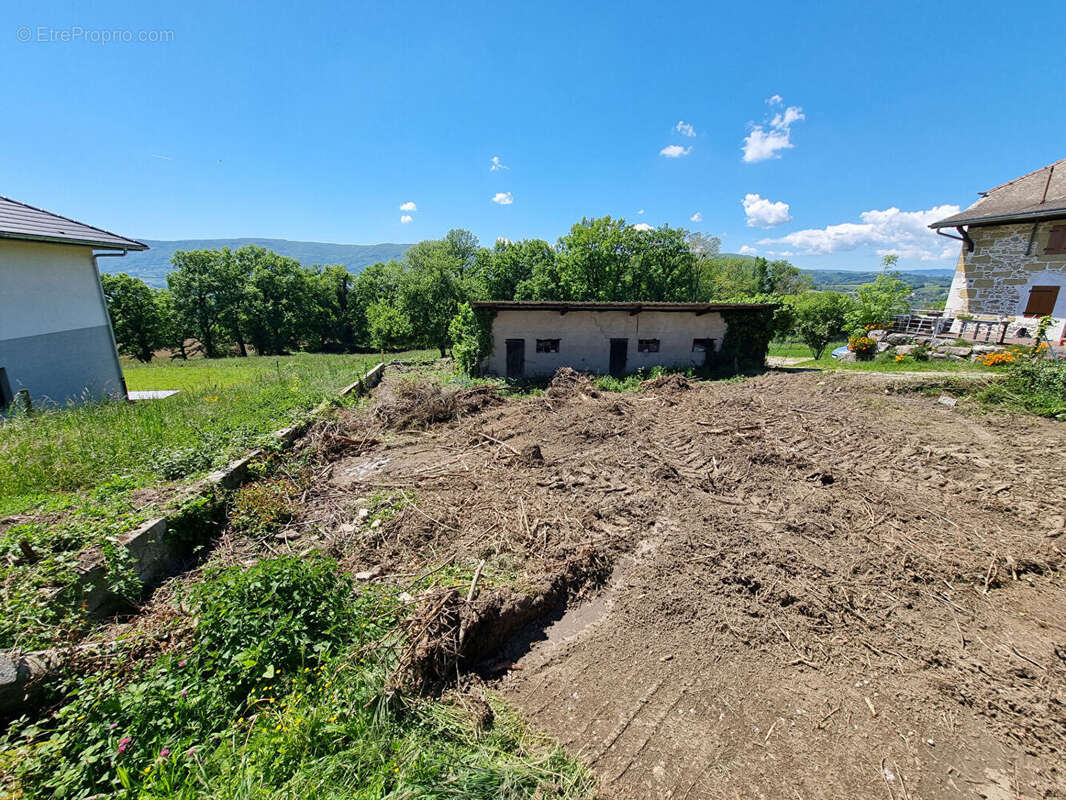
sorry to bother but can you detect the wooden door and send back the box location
[505,339,524,378]
[609,338,628,377]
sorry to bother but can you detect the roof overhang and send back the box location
[0,231,148,251]
[472,301,776,313]
[929,207,1066,230]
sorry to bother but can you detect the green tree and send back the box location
[787,291,856,359]
[480,238,554,300]
[167,249,243,358]
[154,288,191,359]
[366,300,412,353]
[448,302,488,376]
[236,246,314,355]
[401,230,484,356]
[524,217,698,301]
[847,255,911,329]
[100,273,166,362]
[351,260,405,346]
[308,265,355,352]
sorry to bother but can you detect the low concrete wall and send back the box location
[0,361,387,716]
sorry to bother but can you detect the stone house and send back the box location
[472,300,773,378]
[930,159,1066,342]
[0,195,147,407]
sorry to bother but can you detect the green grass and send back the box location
[0,350,433,650]
[2,351,433,505]
[1,556,595,800]
[768,338,996,374]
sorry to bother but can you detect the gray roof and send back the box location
[472,300,774,313]
[930,158,1066,229]
[0,195,148,250]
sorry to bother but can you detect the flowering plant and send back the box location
[847,334,877,359]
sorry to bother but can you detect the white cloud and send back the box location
[742,101,805,163]
[400,214,413,224]
[742,193,792,228]
[757,204,962,261]
[739,245,758,255]
[399,201,417,212]
[690,211,702,223]
[660,144,692,158]
[632,222,654,231]
[496,237,512,244]
[765,94,783,105]
[490,156,508,171]
[675,120,695,137]
[491,192,514,205]
[637,208,645,215]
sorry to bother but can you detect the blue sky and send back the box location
[2,0,1064,270]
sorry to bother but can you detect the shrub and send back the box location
[229,477,302,536]
[448,302,492,377]
[785,291,855,359]
[847,334,877,360]
[7,557,373,798]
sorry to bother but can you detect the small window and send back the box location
[692,338,716,353]
[1046,225,1066,255]
[637,339,660,353]
[535,338,560,353]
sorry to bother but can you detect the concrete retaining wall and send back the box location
[0,361,387,716]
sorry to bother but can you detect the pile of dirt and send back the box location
[640,372,691,393]
[372,379,502,430]
[546,367,598,401]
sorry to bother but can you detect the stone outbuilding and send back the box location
[472,300,774,378]
[0,195,147,408]
[931,159,1066,342]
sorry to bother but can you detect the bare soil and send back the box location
[288,369,1066,798]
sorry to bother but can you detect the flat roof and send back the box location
[472,300,774,313]
[0,195,148,251]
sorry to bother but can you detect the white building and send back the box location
[0,195,147,407]
[473,301,773,378]
[930,158,1066,343]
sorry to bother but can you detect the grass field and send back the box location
[0,350,434,650]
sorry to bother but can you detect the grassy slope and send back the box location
[0,350,434,650]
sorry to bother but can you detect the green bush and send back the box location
[986,360,1066,417]
[785,291,855,359]
[7,557,374,798]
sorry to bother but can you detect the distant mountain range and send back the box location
[105,238,413,287]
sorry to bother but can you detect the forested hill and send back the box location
[106,239,413,286]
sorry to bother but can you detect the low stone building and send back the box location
[0,195,147,407]
[472,300,774,378]
[931,159,1066,342]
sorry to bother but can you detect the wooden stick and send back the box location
[467,559,486,602]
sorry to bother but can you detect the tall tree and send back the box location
[167,249,241,358]
[100,273,166,362]
[237,246,313,355]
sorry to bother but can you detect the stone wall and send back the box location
[945,220,1066,340]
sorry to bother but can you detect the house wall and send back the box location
[945,221,1066,341]
[482,309,728,377]
[0,239,125,405]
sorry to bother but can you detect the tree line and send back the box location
[101,216,912,364]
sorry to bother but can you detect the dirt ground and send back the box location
[297,367,1066,799]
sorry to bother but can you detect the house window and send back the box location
[535,338,560,353]
[1023,286,1060,317]
[637,339,660,353]
[691,338,716,353]
[1046,225,1066,255]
